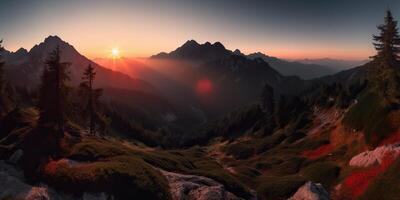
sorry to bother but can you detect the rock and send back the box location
[0,160,75,200]
[83,192,114,200]
[288,181,329,200]
[8,149,23,165]
[0,171,49,200]
[160,170,245,200]
[349,143,400,167]
[0,160,24,179]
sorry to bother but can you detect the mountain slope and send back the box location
[3,36,155,93]
[151,40,309,119]
[151,40,232,63]
[248,52,337,79]
[295,57,368,70]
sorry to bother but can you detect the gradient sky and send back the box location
[1,0,400,60]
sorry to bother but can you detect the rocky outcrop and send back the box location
[288,181,330,200]
[0,170,51,200]
[160,170,243,200]
[0,159,114,200]
[8,149,23,165]
[349,143,400,167]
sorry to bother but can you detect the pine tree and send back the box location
[371,10,400,103]
[79,64,102,135]
[38,46,71,133]
[0,40,4,96]
[261,83,274,115]
[0,40,12,116]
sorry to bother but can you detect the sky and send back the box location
[1,0,400,60]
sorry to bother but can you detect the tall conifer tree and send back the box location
[371,10,400,103]
[79,64,102,135]
[0,40,4,96]
[38,46,71,133]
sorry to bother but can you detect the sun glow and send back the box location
[111,48,120,58]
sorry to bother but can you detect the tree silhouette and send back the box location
[79,64,102,135]
[38,46,71,134]
[261,83,274,115]
[0,40,12,116]
[371,10,400,103]
[0,40,4,97]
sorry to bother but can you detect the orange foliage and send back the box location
[342,154,396,199]
[302,144,334,160]
[44,159,70,175]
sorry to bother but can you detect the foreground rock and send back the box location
[288,181,329,200]
[160,170,243,200]
[0,170,52,200]
[0,159,114,200]
[349,143,400,167]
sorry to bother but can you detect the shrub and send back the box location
[301,161,340,188]
[42,156,171,200]
[223,141,255,160]
[343,92,392,146]
[256,175,306,200]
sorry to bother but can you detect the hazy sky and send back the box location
[1,0,400,59]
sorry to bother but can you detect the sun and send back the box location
[111,48,120,58]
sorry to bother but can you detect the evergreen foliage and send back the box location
[370,10,400,104]
[38,46,71,133]
[79,64,103,135]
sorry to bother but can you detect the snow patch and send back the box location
[349,143,400,167]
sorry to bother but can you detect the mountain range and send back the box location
[2,34,400,200]
[294,58,369,70]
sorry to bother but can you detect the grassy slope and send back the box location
[343,91,392,146]
[63,137,253,199]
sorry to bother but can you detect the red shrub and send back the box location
[342,153,396,199]
[43,159,69,175]
[302,144,334,160]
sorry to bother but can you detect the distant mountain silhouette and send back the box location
[295,58,369,70]
[247,52,337,79]
[3,35,155,93]
[151,40,232,63]
[152,40,309,116]
[153,40,342,79]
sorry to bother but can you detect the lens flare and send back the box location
[196,79,213,95]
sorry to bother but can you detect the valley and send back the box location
[1,2,400,200]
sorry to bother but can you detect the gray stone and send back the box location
[8,149,24,165]
[288,181,330,200]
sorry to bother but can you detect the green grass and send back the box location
[66,137,253,199]
[43,155,171,199]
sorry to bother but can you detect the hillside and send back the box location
[3,36,155,93]
[2,7,400,200]
[248,52,338,79]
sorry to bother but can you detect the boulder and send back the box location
[160,170,244,200]
[288,181,329,200]
[349,143,400,167]
[83,192,114,200]
[0,171,49,200]
[8,149,23,165]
